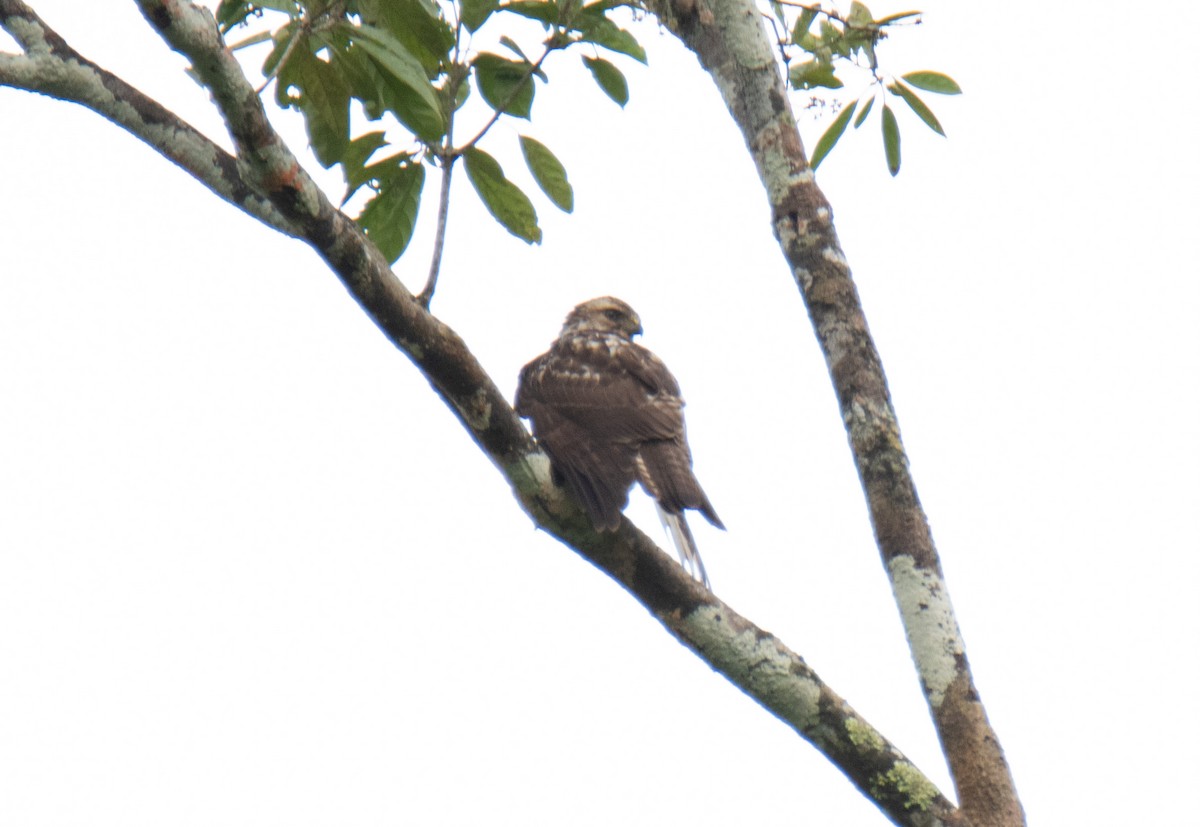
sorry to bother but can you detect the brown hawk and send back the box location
[515,296,724,585]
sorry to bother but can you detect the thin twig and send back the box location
[417,153,454,307]
[455,43,556,154]
[419,35,557,306]
[6,4,966,819]
[647,0,1021,822]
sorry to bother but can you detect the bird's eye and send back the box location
[604,309,623,322]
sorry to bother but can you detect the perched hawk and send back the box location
[515,296,724,586]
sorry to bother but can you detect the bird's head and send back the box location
[562,296,644,340]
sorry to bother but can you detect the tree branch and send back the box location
[418,38,554,308]
[0,0,297,237]
[417,155,453,308]
[455,43,555,155]
[642,0,1023,824]
[3,1,969,823]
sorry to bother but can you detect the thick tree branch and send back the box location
[642,0,1023,824]
[4,2,966,823]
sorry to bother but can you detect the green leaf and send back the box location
[887,81,944,136]
[358,162,425,263]
[254,0,300,11]
[343,23,446,142]
[901,71,962,95]
[273,37,351,168]
[881,103,901,176]
[354,0,455,77]
[796,29,820,55]
[581,55,628,106]
[575,14,647,62]
[339,132,391,202]
[788,60,843,91]
[461,0,499,31]
[352,151,419,202]
[810,100,856,170]
[263,21,303,81]
[519,136,573,212]
[876,10,921,24]
[473,53,535,119]
[500,36,529,61]
[847,1,873,26]
[300,73,351,167]
[581,0,632,10]
[226,30,273,53]
[500,0,560,25]
[323,37,388,120]
[820,20,850,58]
[844,1,880,66]
[791,7,818,42]
[853,95,874,128]
[454,76,472,110]
[462,148,541,243]
[216,0,256,33]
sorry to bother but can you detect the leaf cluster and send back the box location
[216,0,647,260]
[771,1,961,175]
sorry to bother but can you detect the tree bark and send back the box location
[1,1,1014,823]
[643,0,1023,824]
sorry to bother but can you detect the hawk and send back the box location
[515,296,724,586]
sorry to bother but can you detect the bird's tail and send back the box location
[656,504,710,589]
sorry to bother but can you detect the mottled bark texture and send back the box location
[2,1,1002,823]
[129,0,535,472]
[643,0,1023,824]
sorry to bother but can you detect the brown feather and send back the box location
[516,297,723,581]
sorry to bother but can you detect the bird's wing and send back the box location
[517,347,658,529]
[517,337,720,534]
[636,439,724,529]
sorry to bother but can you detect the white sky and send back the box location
[2,2,1198,825]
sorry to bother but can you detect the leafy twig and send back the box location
[419,38,561,298]
[5,3,966,820]
[647,0,1019,821]
[454,42,556,155]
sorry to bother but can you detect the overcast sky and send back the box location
[2,2,1198,825]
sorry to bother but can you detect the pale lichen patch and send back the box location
[793,266,815,292]
[525,451,555,491]
[7,17,50,54]
[888,554,962,707]
[822,245,849,268]
[684,606,823,734]
[876,761,939,812]
[846,715,885,752]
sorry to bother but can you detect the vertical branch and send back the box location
[643,0,1023,824]
[6,0,1007,821]
[417,31,459,309]
[418,154,453,307]
[416,34,553,308]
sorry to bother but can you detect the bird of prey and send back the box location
[515,296,724,586]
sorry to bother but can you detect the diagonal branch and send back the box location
[4,1,965,823]
[642,0,1023,824]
